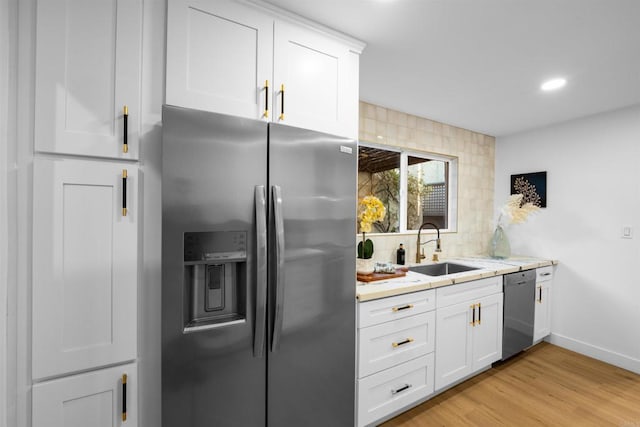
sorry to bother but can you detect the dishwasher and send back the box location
[501,269,536,360]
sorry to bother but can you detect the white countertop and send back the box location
[356,255,557,302]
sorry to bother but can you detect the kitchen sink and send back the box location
[408,262,479,276]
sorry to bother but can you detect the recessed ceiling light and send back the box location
[541,78,567,92]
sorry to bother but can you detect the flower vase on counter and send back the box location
[489,194,540,259]
[357,196,386,275]
[488,224,510,259]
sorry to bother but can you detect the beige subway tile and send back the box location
[365,103,376,119]
[396,112,408,127]
[375,106,387,122]
[407,114,417,129]
[364,118,376,134]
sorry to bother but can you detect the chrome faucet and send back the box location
[416,222,442,263]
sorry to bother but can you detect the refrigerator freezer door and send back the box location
[267,124,357,427]
[162,105,268,427]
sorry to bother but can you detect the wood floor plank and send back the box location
[381,343,640,427]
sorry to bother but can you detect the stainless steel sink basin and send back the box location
[408,262,479,276]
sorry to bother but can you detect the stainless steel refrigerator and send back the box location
[161,105,356,427]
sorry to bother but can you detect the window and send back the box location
[358,143,457,233]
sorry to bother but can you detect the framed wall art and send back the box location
[510,171,546,208]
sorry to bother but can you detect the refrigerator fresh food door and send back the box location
[267,124,357,427]
[162,105,268,427]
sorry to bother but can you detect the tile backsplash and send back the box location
[358,101,495,263]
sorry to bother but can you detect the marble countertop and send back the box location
[356,255,558,302]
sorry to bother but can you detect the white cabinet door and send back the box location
[534,283,552,342]
[273,20,359,139]
[34,0,142,159]
[471,293,503,370]
[434,300,473,390]
[33,158,138,380]
[33,363,137,427]
[166,0,273,120]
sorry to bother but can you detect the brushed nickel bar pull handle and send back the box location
[478,302,481,325]
[123,105,128,153]
[391,384,411,395]
[122,169,128,217]
[470,304,476,326]
[122,374,127,421]
[271,185,285,352]
[541,272,552,276]
[263,80,269,118]
[279,84,285,121]
[253,186,267,357]
[392,338,414,348]
[539,286,543,303]
[392,304,414,312]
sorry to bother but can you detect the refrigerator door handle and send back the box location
[271,185,285,352]
[254,186,267,357]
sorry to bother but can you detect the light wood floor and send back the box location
[381,342,640,427]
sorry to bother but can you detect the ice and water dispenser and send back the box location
[183,231,247,332]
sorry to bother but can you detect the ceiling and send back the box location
[261,0,640,137]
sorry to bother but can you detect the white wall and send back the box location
[495,105,640,373]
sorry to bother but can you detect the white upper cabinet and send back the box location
[273,20,359,138]
[32,158,138,380]
[166,0,362,139]
[34,0,142,159]
[166,0,273,119]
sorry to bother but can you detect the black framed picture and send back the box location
[510,171,547,208]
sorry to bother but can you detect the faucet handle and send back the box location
[432,253,439,262]
[420,248,426,259]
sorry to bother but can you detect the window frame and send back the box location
[358,142,458,234]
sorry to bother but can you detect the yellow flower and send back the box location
[358,196,386,232]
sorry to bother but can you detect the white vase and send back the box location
[356,258,375,275]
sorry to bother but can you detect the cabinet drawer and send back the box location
[357,353,434,427]
[536,266,554,283]
[358,289,435,328]
[358,311,435,378]
[436,276,501,308]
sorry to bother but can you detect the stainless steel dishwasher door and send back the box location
[502,270,536,360]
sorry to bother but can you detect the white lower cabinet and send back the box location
[434,277,503,391]
[357,289,436,427]
[357,354,434,427]
[33,363,137,427]
[358,311,435,378]
[534,266,554,342]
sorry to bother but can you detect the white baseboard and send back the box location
[548,333,640,374]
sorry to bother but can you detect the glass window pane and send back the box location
[407,156,448,230]
[358,146,400,233]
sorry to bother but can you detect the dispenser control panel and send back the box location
[184,231,246,263]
